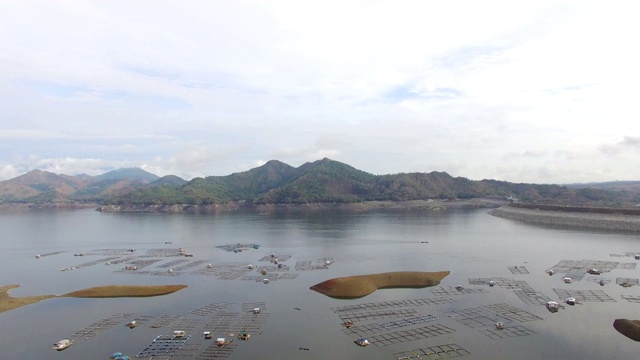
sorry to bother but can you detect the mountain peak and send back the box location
[95,168,159,182]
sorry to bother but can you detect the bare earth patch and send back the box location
[0,284,188,314]
[310,271,450,298]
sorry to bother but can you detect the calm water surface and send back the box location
[1,208,639,359]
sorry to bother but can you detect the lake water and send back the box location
[1,208,640,359]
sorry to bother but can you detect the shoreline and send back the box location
[489,206,640,232]
[97,198,508,213]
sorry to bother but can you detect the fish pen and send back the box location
[156,259,190,268]
[202,312,239,332]
[193,262,253,279]
[136,334,192,358]
[190,302,232,316]
[616,278,640,286]
[196,342,237,359]
[74,256,121,268]
[258,254,292,262]
[215,243,261,252]
[69,313,137,343]
[610,252,639,257]
[337,308,420,322]
[103,256,136,265]
[366,324,456,347]
[513,289,555,305]
[447,303,541,328]
[586,276,611,284]
[331,298,455,314]
[148,315,183,328]
[145,248,189,257]
[430,286,490,296]
[468,278,493,285]
[36,251,65,257]
[480,325,536,340]
[394,343,470,359]
[172,260,209,271]
[621,295,640,303]
[171,318,203,332]
[278,272,299,279]
[553,289,616,302]
[508,266,530,274]
[295,258,335,271]
[342,315,439,337]
[549,259,636,274]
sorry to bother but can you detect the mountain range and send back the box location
[0,158,638,207]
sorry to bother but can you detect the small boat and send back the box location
[110,353,130,360]
[599,279,606,286]
[207,263,213,268]
[204,331,212,339]
[455,285,464,291]
[216,337,232,346]
[635,254,640,260]
[495,322,505,330]
[546,301,560,313]
[247,264,255,269]
[343,320,354,328]
[563,277,572,284]
[566,297,576,305]
[546,269,554,275]
[261,269,268,275]
[35,254,41,259]
[253,307,261,314]
[168,268,174,274]
[587,268,601,275]
[173,330,186,338]
[263,278,270,284]
[489,280,495,287]
[354,338,370,347]
[127,320,138,329]
[238,332,250,341]
[53,339,72,351]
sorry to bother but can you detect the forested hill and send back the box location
[1,158,637,207]
[102,158,638,207]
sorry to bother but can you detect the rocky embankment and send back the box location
[489,206,640,232]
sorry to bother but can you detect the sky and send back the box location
[1,1,639,184]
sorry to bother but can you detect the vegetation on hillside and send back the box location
[2,158,639,207]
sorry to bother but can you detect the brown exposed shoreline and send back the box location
[310,271,450,298]
[0,284,188,314]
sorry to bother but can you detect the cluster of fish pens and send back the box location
[325,252,640,358]
[60,302,270,359]
[45,243,336,283]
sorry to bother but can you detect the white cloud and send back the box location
[0,1,639,183]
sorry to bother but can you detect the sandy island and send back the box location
[310,271,450,298]
[614,319,640,341]
[0,284,187,314]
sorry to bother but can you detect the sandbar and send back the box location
[310,271,450,298]
[614,319,640,341]
[0,284,188,314]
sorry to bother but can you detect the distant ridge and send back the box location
[1,159,638,207]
